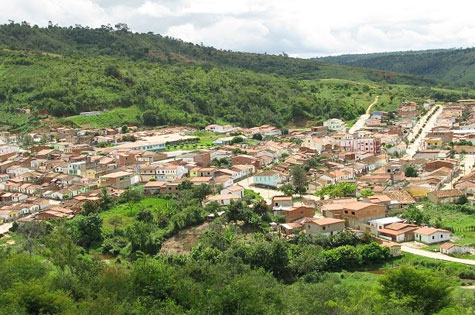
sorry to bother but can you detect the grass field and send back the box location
[63,106,142,128]
[165,131,226,151]
[100,197,171,232]
[421,203,475,246]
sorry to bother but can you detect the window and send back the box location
[432,236,435,240]
[322,226,326,230]
[351,211,355,215]
[344,210,348,214]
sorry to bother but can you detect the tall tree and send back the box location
[379,266,453,315]
[290,165,308,196]
[76,213,103,248]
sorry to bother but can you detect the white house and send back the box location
[6,166,30,178]
[414,227,451,244]
[204,194,241,206]
[68,161,86,176]
[220,185,244,198]
[303,217,346,236]
[205,124,235,134]
[368,217,405,233]
[154,164,188,182]
[253,170,282,188]
[324,118,347,132]
[0,145,20,155]
[440,243,471,255]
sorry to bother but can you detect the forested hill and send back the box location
[0,22,436,84]
[320,48,475,87]
[0,22,473,131]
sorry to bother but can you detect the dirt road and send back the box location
[349,96,379,134]
[401,245,475,266]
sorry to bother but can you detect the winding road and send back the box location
[349,95,379,134]
[402,245,475,266]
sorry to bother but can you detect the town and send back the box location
[1,98,475,263]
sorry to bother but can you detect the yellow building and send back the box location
[424,137,442,149]
[84,169,97,179]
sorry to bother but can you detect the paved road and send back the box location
[348,96,379,134]
[237,177,321,204]
[0,222,13,235]
[442,154,475,190]
[405,105,442,158]
[401,245,475,265]
[0,212,38,235]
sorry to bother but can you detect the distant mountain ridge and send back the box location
[319,47,475,87]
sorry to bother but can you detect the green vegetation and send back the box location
[320,47,475,87]
[100,197,170,232]
[1,22,474,131]
[63,106,142,128]
[404,165,418,177]
[290,165,308,196]
[394,202,475,246]
[379,266,453,314]
[422,203,475,246]
[316,183,357,198]
[2,186,475,314]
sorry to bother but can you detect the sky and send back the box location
[2,0,475,57]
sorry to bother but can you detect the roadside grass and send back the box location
[100,197,171,232]
[382,253,475,280]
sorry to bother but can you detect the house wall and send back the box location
[254,174,281,187]
[305,221,345,236]
[416,232,450,244]
[427,194,460,204]
[283,207,314,222]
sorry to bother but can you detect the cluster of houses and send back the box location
[0,100,474,257]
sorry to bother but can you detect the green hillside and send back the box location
[0,22,439,84]
[0,22,474,131]
[320,48,475,87]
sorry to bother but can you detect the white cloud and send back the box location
[2,0,475,56]
[137,1,172,17]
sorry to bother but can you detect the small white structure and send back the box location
[205,124,235,134]
[204,194,241,206]
[220,185,244,198]
[324,118,347,132]
[368,217,405,233]
[414,227,451,244]
[440,243,471,255]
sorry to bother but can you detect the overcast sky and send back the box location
[2,0,475,57]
